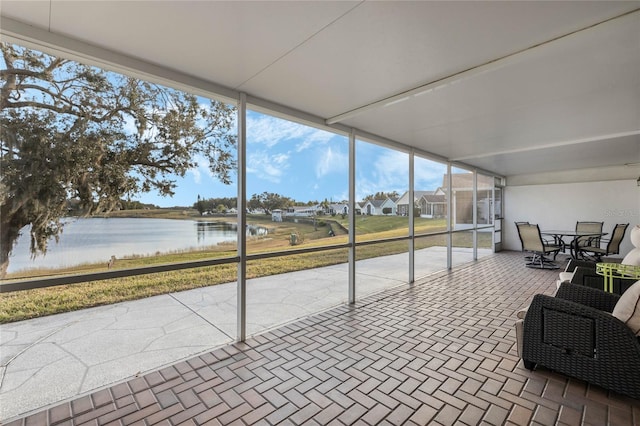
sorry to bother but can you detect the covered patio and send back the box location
[4,251,639,425]
[1,1,639,424]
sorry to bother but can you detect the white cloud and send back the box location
[272,152,290,165]
[369,150,409,190]
[189,167,202,184]
[353,177,381,201]
[186,154,218,185]
[336,189,350,202]
[247,114,336,151]
[295,139,314,152]
[354,150,447,198]
[414,158,448,189]
[316,146,348,178]
[352,150,409,200]
[247,150,290,183]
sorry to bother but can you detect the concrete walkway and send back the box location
[0,247,489,421]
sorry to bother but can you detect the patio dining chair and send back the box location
[577,223,629,262]
[515,221,533,261]
[558,224,638,294]
[516,223,561,269]
[575,221,604,251]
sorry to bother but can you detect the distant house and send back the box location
[395,173,494,222]
[328,202,349,216]
[272,209,283,222]
[361,198,396,215]
[383,197,398,215]
[396,190,437,216]
[286,206,321,217]
[362,199,385,215]
[442,173,494,226]
[418,190,446,218]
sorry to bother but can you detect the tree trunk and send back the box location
[0,226,14,279]
[0,202,28,279]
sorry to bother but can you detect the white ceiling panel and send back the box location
[240,1,639,117]
[0,0,49,27]
[338,10,640,166]
[12,1,361,89]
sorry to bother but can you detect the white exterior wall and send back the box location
[381,198,396,215]
[504,179,640,258]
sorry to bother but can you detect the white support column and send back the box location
[237,93,247,341]
[492,184,497,251]
[473,171,478,261]
[447,164,452,270]
[348,129,356,304]
[489,185,498,253]
[408,150,415,284]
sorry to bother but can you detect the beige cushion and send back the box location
[612,280,640,336]
[514,307,529,358]
[622,248,640,266]
[558,271,574,283]
[516,307,528,319]
[515,319,524,358]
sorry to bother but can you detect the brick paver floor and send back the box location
[5,252,640,425]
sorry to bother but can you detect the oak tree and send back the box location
[0,43,237,277]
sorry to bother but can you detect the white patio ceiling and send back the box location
[1,1,639,180]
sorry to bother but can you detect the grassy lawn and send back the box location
[0,210,490,323]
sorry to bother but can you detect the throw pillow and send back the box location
[612,280,640,336]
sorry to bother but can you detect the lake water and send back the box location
[7,217,266,273]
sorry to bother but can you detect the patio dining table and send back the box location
[540,229,608,259]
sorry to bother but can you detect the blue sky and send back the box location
[138,109,449,208]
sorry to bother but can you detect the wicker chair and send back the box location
[520,283,640,399]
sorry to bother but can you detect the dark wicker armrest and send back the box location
[527,292,618,324]
[524,293,639,363]
[565,259,596,272]
[569,266,611,292]
[555,282,619,313]
[568,266,636,295]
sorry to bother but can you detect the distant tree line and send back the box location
[194,192,295,215]
[194,195,238,215]
[362,191,399,201]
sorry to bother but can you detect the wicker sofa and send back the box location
[519,283,640,399]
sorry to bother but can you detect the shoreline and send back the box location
[2,212,344,280]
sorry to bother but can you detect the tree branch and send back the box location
[2,100,76,115]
